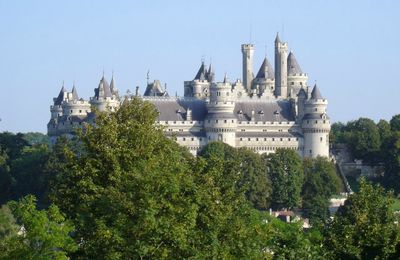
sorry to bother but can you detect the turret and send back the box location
[205,74,237,146]
[301,85,330,158]
[241,43,255,92]
[274,33,288,98]
[63,84,90,117]
[287,51,308,97]
[90,75,120,112]
[253,56,275,98]
[50,83,68,119]
[183,61,211,98]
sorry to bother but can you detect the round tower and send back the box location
[287,51,308,97]
[204,75,237,147]
[274,33,288,98]
[241,44,255,92]
[63,86,91,117]
[301,85,330,158]
[90,75,120,112]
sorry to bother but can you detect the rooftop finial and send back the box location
[146,70,150,85]
[102,68,105,78]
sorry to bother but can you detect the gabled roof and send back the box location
[287,52,303,75]
[255,57,274,80]
[311,84,323,99]
[144,80,169,97]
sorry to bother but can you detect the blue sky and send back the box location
[0,0,399,133]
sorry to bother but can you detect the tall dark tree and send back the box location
[263,148,304,210]
[302,157,341,223]
[390,114,400,132]
[324,179,400,259]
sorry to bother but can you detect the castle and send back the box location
[48,34,330,158]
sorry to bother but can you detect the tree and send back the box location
[302,157,341,223]
[237,147,272,210]
[263,149,304,210]
[390,114,400,132]
[330,122,346,145]
[345,118,381,163]
[324,179,400,259]
[381,131,400,194]
[192,152,270,258]
[0,204,18,240]
[0,195,76,259]
[22,132,50,146]
[50,98,201,258]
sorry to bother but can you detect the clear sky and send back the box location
[0,0,399,133]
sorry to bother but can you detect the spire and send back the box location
[71,84,79,100]
[311,84,323,99]
[54,83,67,105]
[110,72,119,96]
[223,73,229,83]
[255,57,275,80]
[287,51,303,75]
[275,32,281,43]
[207,63,215,82]
[194,61,207,80]
[94,74,112,99]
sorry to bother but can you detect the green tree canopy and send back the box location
[302,157,341,223]
[324,179,400,259]
[263,149,304,210]
[390,114,400,132]
[0,195,76,259]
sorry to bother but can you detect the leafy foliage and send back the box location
[302,157,341,223]
[263,149,304,210]
[324,179,400,259]
[0,195,77,259]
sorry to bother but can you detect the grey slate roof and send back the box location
[311,84,323,99]
[147,98,207,121]
[71,85,79,100]
[255,57,274,80]
[275,33,281,43]
[298,88,307,97]
[146,98,295,122]
[287,52,303,75]
[303,113,329,120]
[54,85,66,105]
[194,62,208,80]
[206,63,215,82]
[110,76,118,96]
[94,76,113,99]
[234,100,295,122]
[144,80,169,97]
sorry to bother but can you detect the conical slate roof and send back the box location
[54,84,66,105]
[287,52,303,75]
[255,57,274,80]
[94,76,113,99]
[110,75,119,96]
[311,84,323,99]
[71,85,79,100]
[275,32,281,43]
[144,80,169,97]
[194,62,207,81]
[206,63,215,82]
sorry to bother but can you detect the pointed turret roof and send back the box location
[223,73,229,83]
[54,84,67,105]
[298,87,307,97]
[255,57,275,80]
[206,63,215,82]
[94,76,112,99]
[287,51,303,75]
[110,74,119,96]
[194,61,208,81]
[144,80,169,97]
[311,84,323,99]
[71,84,79,100]
[275,32,281,43]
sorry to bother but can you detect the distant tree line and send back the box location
[0,100,399,258]
[331,115,400,194]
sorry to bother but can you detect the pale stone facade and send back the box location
[48,34,330,158]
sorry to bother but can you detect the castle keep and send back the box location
[48,34,330,158]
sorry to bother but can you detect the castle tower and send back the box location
[287,51,308,97]
[183,61,211,98]
[63,84,90,117]
[204,74,237,147]
[274,33,288,98]
[50,83,68,120]
[90,75,120,112]
[241,44,255,92]
[253,56,275,98]
[301,85,330,158]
